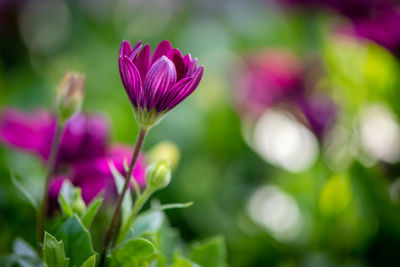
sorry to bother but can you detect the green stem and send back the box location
[116,187,154,245]
[37,121,64,250]
[99,128,147,267]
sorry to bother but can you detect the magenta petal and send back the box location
[0,109,55,160]
[158,76,193,110]
[130,41,143,61]
[119,56,143,107]
[151,40,172,64]
[186,57,198,76]
[168,66,204,109]
[119,40,132,57]
[59,115,109,164]
[71,145,147,203]
[167,48,185,80]
[144,56,177,111]
[134,44,151,82]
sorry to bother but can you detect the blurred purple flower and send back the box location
[119,40,204,126]
[0,108,147,205]
[281,0,400,55]
[235,50,337,140]
[281,0,391,18]
[71,145,146,203]
[349,6,400,54]
[236,50,304,118]
[0,109,108,165]
[297,94,337,139]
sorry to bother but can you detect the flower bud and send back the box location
[70,187,86,217]
[56,72,85,124]
[146,160,171,191]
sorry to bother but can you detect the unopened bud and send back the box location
[56,72,85,124]
[146,160,171,191]
[70,188,86,217]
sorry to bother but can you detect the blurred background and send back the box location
[1,0,400,266]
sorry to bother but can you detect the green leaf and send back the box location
[80,255,96,267]
[43,232,69,267]
[10,173,38,210]
[13,238,38,259]
[0,255,17,267]
[59,194,73,217]
[56,215,95,267]
[109,161,132,226]
[131,211,164,239]
[112,238,156,267]
[171,256,200,267]
[190,236,227,267]
[82,198,103,228]
[12,238,42,267]
[138,202,193,219]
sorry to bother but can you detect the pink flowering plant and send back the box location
[0,40,226,267]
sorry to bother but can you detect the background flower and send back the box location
[0,108,146,204]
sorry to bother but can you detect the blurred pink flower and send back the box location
[235,50,337,139]
[0,109,108,165]
[236,50,304,118]
[281,0,400,55]
[0,108,146,205]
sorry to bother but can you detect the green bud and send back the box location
[56,72,85,124]
[146,160,171,191]
[70,188,86,217]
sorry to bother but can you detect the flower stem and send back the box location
[116,186,154,245]
[99,128,147,267]
[37,121,64,250]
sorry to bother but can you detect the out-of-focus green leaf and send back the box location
[131,211,164,239]
[43,232,69,267]
[109,161,132,226]
[190,236,227,267]
[56,215,95,267]
[80,254,96,267]
[138,202,193,218]
[59,194,73,218]
[11,173,38,210]
[12,238,42,267]
[157,217,179,263]
[0,255,17,267]
[111,238,156,267]
[82,198,103,228]
[171,256,200,267]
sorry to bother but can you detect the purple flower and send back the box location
[71,145,147,203]
[235,50,337,140]
[280,0,400,55]
[0,108,147,205]
[236,50,304,118]
[297,94,337,140]
[0,109,108,165]
[118,40,204,128]
[349,6,400,54]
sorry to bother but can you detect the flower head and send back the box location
[119,40,204,129]
[236,49,304,118]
